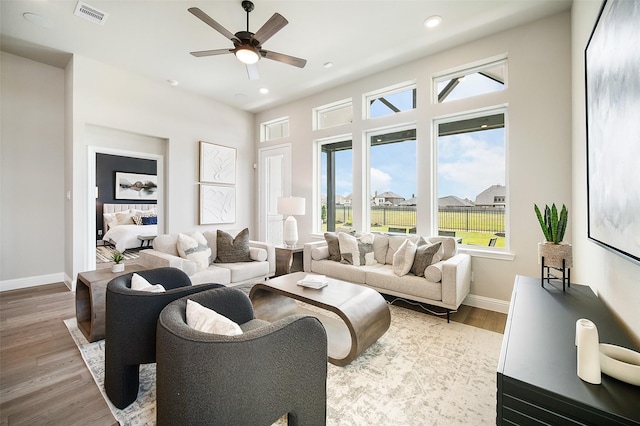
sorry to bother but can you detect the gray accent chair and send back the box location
[104,267,224,409]
[156,287,328,426]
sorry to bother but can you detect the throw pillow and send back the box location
[141,216,157,225]
[177,232,212,271]
[338,232,360,266]
[130,273,166,292]
[357,232,377,266]
[186,300,242,336]
[424,262,443,282]
[324,233,342,262]
[411,242,443,277]
[215,228,252,263]
[392,239,417,276]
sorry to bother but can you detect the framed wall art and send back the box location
[199,184,236,224]
[585,0,640,264]
[199,141,236,185]
[114,172,158,200]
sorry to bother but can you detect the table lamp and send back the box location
[277,197,305,247]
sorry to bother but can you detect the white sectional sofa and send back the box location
[303,233,471,321]
[139,229,275,286]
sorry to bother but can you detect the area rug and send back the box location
[96,246,140,263]
[65,305,503,425]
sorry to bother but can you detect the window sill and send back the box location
[458,246,515,261]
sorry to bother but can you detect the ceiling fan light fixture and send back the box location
[235,46,260,64]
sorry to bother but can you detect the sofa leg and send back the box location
[447,310,450,323]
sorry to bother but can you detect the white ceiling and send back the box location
[1,0,571,113]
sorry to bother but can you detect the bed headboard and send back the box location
[103,203,156,231]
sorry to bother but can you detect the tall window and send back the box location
[319,139,352,232]
[368,128,417,233]
[436,110,506,247]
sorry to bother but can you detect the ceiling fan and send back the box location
[188,1,307,80]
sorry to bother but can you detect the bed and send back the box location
[102,203,158,253]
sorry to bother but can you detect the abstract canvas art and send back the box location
[114,172,158,200]
[199,184,236,224]
[199,142,236,185]
[585,0,640,263]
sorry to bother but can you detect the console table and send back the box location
[497,275,640,425]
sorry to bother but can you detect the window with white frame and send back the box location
[260,117,289,142]
[365,82,416,119]
[435,109,507,247]
[434,59,506,103]
[368,127,417,233]
[318,138,353,232]
[313,99,353,130]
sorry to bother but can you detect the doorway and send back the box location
[258,144,292,245]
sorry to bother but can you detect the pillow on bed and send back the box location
[141,216,157,225]
[114,211,135,226]
[177,232,211,271]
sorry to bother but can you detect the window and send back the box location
[368,128,417,233]
[313,99,353,130]
[435,110,506,247]
[365,82,416,119]
[260,117,289,142]
[319,139,352,232]
[435,60,506,103]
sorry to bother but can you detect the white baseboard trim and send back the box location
[463,293,510,314]
[0,272,67,292]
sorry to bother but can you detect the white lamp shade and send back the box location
[277,197,305,216]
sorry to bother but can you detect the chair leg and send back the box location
[104,363,141,409]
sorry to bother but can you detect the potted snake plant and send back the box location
[111,251,125,273]
[534,203,572,268]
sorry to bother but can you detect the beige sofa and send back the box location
[139,230,275,286]
[303,234,471,321]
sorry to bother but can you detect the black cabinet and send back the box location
[497,275,640,425]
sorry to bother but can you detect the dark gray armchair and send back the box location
[104,267,223,409]
[156,287,328,426]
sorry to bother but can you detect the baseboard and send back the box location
[0,272,67,292]
[463,293,510,314]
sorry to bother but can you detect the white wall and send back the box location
[571,0,640,343]
[1,52,66,289]
[65,55,255,288]
[255,12,572,309]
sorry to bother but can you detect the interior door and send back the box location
[258,144,292,245]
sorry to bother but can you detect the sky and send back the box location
[322,71,505,202]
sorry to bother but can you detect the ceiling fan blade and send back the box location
[262,50,307,68]
[252,13,288,45]
[246,63,260,80]
[188,7,239,43]
[190,49,233,57]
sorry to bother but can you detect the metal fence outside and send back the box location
[331,205,505,234]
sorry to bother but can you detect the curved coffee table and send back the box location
[249,272,391,366]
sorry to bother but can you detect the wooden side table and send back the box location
[75,264,147,342]
[275,246,304,276]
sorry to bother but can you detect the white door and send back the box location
[258,144,292,245]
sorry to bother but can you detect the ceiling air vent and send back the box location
[74,1,109,25]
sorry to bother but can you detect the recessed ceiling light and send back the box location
[167,80,179,87]
[23,12,54,29]
[259,88,269,94]
[324,62,333,69]
[424,15,442,29]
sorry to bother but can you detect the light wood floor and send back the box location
[0,281,506,425]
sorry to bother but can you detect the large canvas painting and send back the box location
[200,184,236,224]
[199,141,236,185]
[115,172,158,200]
[585,0,640,263]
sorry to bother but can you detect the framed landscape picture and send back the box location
[199,141,236,185]
[114,172,158,200]
[585,0,640,264]
[199,184,236,224]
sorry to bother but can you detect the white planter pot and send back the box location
[112,263,125,273]
[538,242,573,268]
